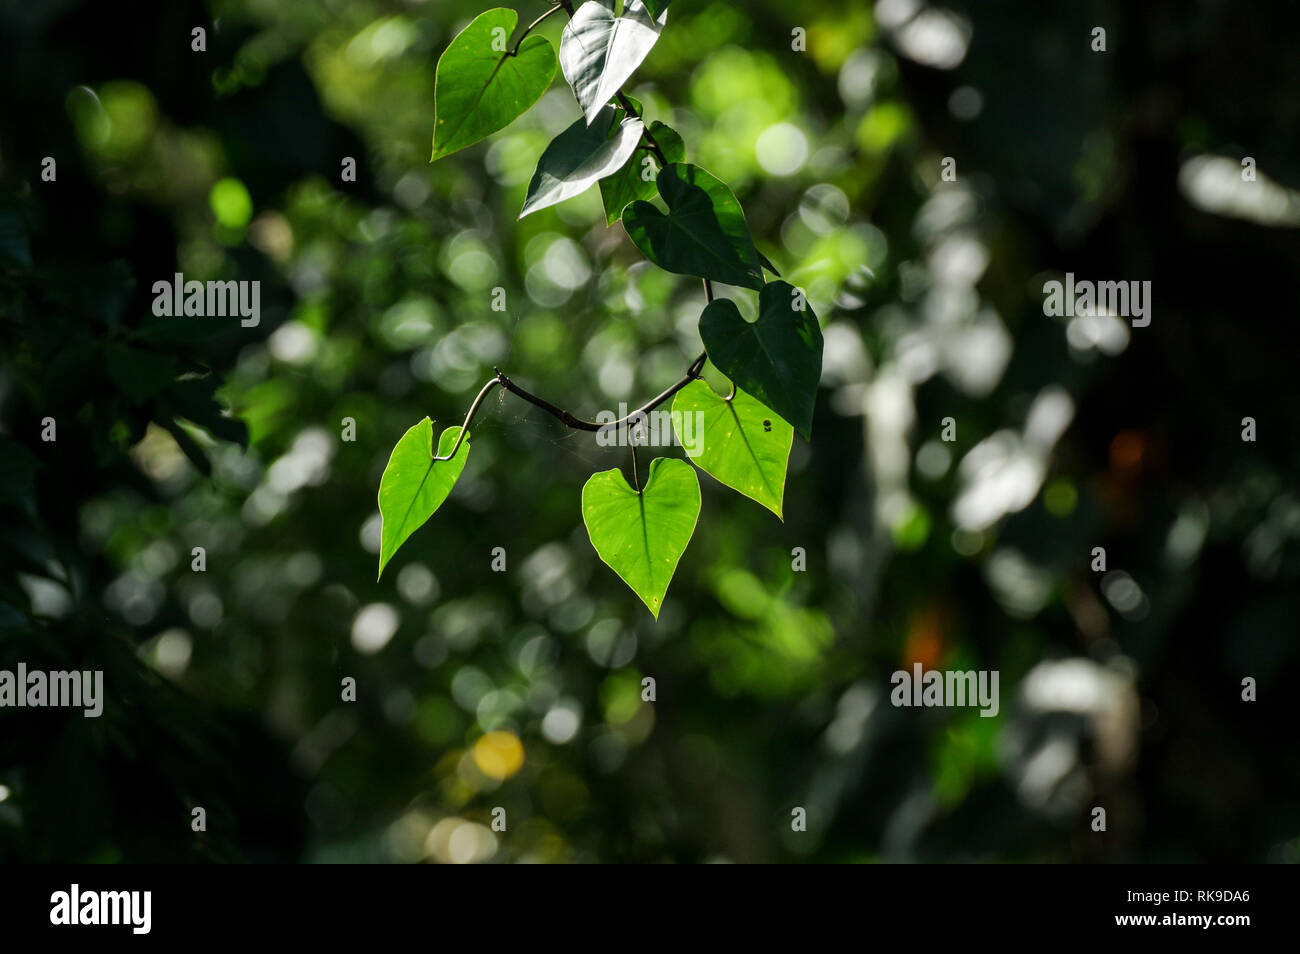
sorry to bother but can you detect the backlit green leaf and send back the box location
[672,379,793,518]
[698,280,823,439]
[623,163,763,289]
[431,9,557,162]
[377,420,470,579]
[581,457,700,618]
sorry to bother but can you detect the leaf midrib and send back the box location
[392,458,437,550]
[636,489,654,596]
[725,399,777,501]
[572,5,654,113]
[737,317,796,417]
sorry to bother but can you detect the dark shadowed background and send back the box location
[1,0,1297,862]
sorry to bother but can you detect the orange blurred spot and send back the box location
[1109,431,1147,478]
[902,606,946,670]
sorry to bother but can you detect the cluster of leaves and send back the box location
[379,1,824,616]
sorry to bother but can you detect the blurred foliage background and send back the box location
[1,0,1298,863]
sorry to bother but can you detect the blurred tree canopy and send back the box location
[1,0,1297,862]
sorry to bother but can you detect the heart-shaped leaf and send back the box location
[560,0,667,126]
[377,419,470,579]
[598,112,685,224]
[623,163,763,289]
[520,105,645,217]
[698,280,823,439]
[581,457,700,618]
[431,9,557,162]
[672,379,793,518]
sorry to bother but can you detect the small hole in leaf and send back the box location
[763,419,771,432]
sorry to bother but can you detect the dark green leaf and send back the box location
[623,162,763,289]
[698,280,823,439]
[106,345,178,404]
[160,419,213,477]
[431,9,557,162]
[164,375,248,447]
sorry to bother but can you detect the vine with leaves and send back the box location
[377,0,824,618]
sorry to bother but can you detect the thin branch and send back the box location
[703,278,714,303]
[640,123,669,166]
[494,354,705,433]
[511,2,566,56]
[431,374,503,460]
[494,368,595,431]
